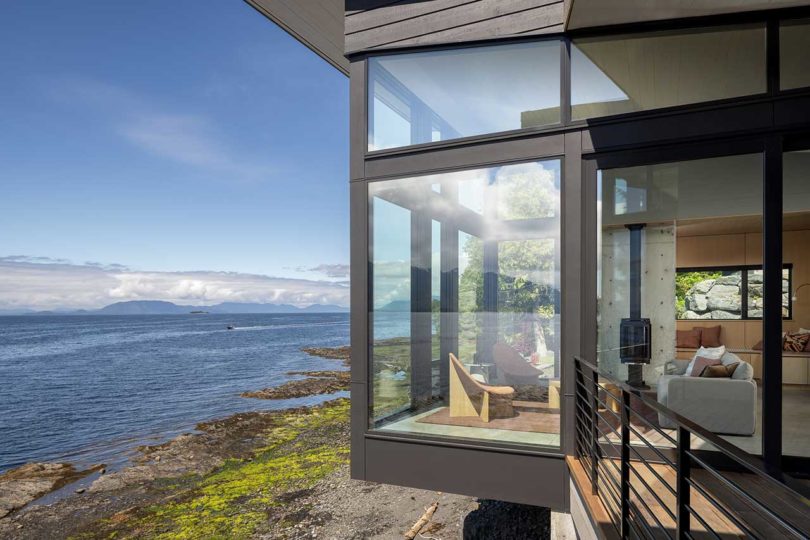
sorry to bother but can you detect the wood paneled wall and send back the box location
[675,229,810,383]
[345,0,565,54]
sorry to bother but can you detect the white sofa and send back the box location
[657,353,757,436]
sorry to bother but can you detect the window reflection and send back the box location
[370,161,562,447]
[572,25,766,120]
[780,19,810,90]
[368,42,561,150]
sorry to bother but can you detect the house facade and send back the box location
[249,1,810,537]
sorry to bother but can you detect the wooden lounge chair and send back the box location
[492,342,545,386]
[449,353,515,422]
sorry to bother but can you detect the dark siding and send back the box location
[245,0,348,74]
[345,0,565,54]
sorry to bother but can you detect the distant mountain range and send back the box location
[0,300,349,316]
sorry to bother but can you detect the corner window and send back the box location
[572,25,767,120]
[780,18,810,91]
[370,160,562,448]
[368,41,561,151]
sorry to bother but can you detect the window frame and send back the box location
[676,264,793,320]
[362,8,810,158]
[365,156,567,453]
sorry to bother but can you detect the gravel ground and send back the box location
[262,464,552,540]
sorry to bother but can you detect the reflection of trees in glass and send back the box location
[457,165,559,361]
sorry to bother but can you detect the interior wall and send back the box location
[600,225,675,385]
[675,229,810,382]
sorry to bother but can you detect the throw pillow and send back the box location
[690,356,722,377]
[698,325,722,347]
[784,332,810,352]
[753,333,787,351]
[700,362,739,378]
[676,329,701,348]
[686,345,726,375]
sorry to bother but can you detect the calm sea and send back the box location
[0,313,349,473]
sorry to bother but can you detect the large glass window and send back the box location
[368,42,561,151]
[598,153,763,456]
[782,149,810,462]
[780,19,810,91]
[370,161,562,447]
[572,25,767,120]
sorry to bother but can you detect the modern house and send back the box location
[249,1,810,537]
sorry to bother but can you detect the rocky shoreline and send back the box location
[0,345,554,539]
[0,346,352,539]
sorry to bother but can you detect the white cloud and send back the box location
[52,78,274,182]
[0,258,349,311]
[118,113,273,181]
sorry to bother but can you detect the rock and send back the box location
[749,272,763,284]
[75,488,85,494]
[749,309,763,318]
[686,294,707,312]
[711,310,740,320]
[693,279,715,294]
[708,284,739,295]
[681,311,701,320]
[715,274,741,286]
[707,293,741,313]
[0,462,97,519]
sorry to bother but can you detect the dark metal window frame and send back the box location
[365,155,569,456]
[358,6,810,159]
[675,264,794,321]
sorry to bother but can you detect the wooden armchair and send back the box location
[449,353,515,422]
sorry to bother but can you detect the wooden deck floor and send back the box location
[568,456,809,539]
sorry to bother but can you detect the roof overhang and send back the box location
[244,0,348,75]
[566,0,810,30]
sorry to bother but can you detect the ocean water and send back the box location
[0,313,349,473]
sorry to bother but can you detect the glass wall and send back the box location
[780,19,810,91]
[782,149,810,461]
[368,41,561,151]
[572,25,767,120]
[598,153,763,454]
[370,161,562,447]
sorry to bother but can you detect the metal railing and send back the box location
[573,356,810,540]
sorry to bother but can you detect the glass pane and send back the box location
[782,149,810,462]
[572,25,766,120]
[780,19,810,91]
[598,153,763,457]
[370,160,562,448]
[368,41,561,150]
[371,197,411,421]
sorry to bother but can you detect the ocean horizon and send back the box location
[0,313,350,474]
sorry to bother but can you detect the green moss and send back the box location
[72,399,349,540]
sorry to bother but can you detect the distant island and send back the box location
[0,300,349,316]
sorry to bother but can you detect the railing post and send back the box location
[620,389,630,539]
[676,426,691,539]
[590,367,599,495]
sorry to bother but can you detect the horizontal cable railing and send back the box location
[573,356,810,540]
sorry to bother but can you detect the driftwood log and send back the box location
[404,501,439,539]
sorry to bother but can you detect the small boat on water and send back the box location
[226,325,235,330]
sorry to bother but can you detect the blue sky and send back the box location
[0,1,349,310]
